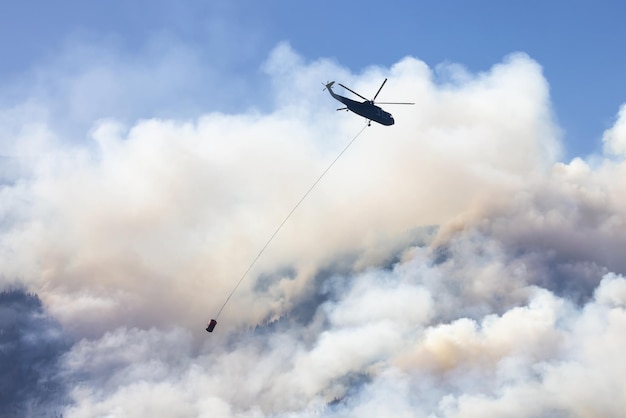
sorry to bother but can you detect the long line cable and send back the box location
[214,122,369,319]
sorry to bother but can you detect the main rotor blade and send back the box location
[375,102,415,105]
[372,78,388,102]
[338,83,369,101]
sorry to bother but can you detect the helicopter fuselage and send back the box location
[326,84,394,126]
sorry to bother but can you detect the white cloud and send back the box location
[594,273,626,307]
[602,103,626,156]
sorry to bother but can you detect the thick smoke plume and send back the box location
[1,43,626,416]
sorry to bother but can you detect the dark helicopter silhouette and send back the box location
[324,78,414,126]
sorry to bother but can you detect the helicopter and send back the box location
[324,78,414,126]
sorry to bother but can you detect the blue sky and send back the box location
[1,0,625,159]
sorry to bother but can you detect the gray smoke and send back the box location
[0,288,70,417]
[1,43,626,416]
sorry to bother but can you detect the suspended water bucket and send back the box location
[206,319,217,332]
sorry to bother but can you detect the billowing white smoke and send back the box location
[2,43,626,416]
